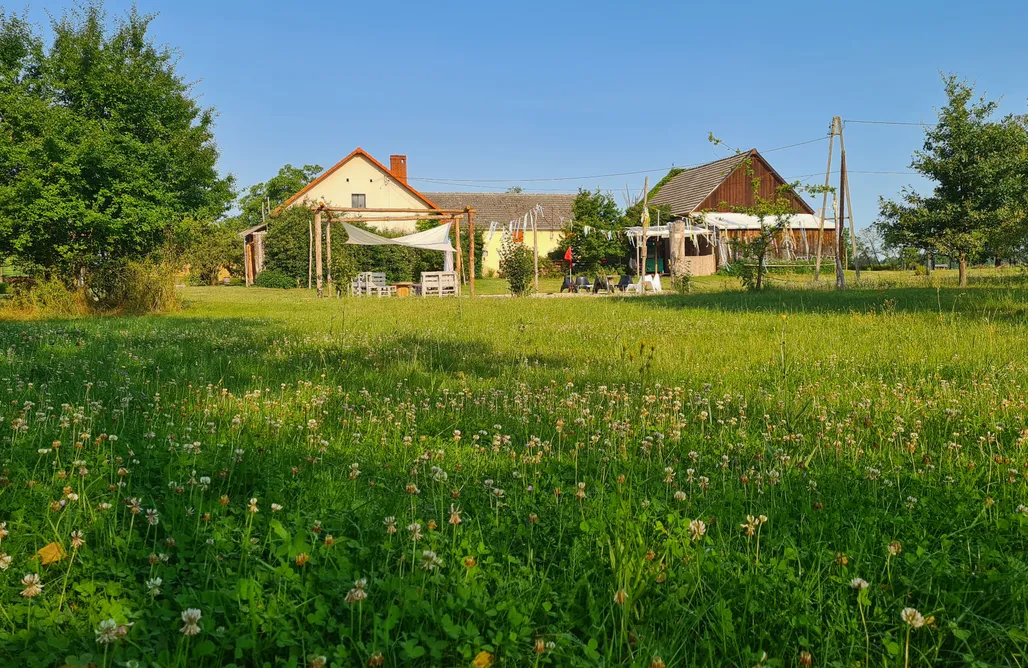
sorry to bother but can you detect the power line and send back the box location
[843,119,936,127]
[407,136,829,185]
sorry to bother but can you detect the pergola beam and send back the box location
[314,206,470,215]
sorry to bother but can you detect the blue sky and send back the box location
[20,0,1028,228]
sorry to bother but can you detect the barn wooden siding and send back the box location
[699,153,814,215]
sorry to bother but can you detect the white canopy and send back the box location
[342,222,456,252]
[693,213,835,231]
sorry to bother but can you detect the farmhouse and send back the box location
[422,192,576,275]
[241,148,439,284]
[648,149,836,274]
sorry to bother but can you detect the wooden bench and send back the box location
[420,271,458,297]
[349,272,396,297]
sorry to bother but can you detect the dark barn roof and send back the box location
[423,192,576,231]
[649,149,814,216]
[648,153,750,215]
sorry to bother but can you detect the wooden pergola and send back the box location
[311,205,477,297]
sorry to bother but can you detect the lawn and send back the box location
[1,271,1027,667]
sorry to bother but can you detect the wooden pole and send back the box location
[839,121,859,280]
[532,211,539,292]
[315,210,324,297]
[453,216,464,293]
[326,220,333,295]
[836,145,847,290]
[814,117,837,282]
[308,217,313,289]
[639,177,649,286]
[467,208,476,297]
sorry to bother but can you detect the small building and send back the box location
[242,148,440,284]
[422,192,576,275]
[648,149,836,273]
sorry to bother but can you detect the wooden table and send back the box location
[392,282,415,297]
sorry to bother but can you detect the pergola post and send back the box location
[326,219,333,295]
[453,216,464,293]
[314,210,323,297]
[467,208,476,296]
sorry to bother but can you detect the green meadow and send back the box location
[2,270,1028,667]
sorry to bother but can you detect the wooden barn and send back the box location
[649,149,837,271]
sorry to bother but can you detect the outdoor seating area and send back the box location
[557,273,660,294]
[347,271,459,297]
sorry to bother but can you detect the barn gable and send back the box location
[650,150,814,216]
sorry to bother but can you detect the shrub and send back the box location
[498,233,535,296]
[87,261,181,314]
[254,269,296,289]
[8,276,84,316]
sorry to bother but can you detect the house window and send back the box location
[352,194,366,208]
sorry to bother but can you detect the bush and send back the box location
[87,260,180,314]
[254,269,296,289]
[7,276,85,316]
[498,233,535,296]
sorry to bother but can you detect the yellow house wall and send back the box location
[480,230,563,275]
[288,155,431,233]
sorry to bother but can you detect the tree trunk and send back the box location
[958,253,967,287]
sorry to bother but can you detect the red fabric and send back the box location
[563,247,573,262]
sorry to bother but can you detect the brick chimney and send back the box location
[389,155,408,184]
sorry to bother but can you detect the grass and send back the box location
[1,270,1027,666]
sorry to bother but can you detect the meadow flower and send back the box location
[349,463,360,479]
[901,607,925,628]
[673,490,687,502]
[0,522,7,542]
[741,515,759,536]
[146,509,159,526]
[180,608,202,636]
[384,516,397,535]
[127,498,141,514]
[449,504,463,525]
[248,498,259,514]
[408,522,422,541]
[345,578,368,604]
[649,658,666,668]
[324,534,335,546]
[850,577,869,590]
[271,503,283,512]
[98,502,112,511]
[420,550,442,571]
[146,577,162,596]
[575,482,586,500]
[689,519,707,541]
[96,618,119,644]
[463,555,477,569]
[0,553,11,571]
[888,540,902,556]
[308,656,327,668]
[21,573,43,597]
[613,588,628,605]
[368,652,385,667]
[71,530,85,549]
[798,651,813,667]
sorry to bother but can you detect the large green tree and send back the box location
[0,4,234,278]
[237,163,322,230]
[555,189,629,274]
[876,76,1028,286]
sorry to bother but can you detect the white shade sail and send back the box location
[342,222,456,252]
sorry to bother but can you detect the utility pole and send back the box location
[836,145,847,290]
[838,122,859,280]
[814,117,839,282]
[639,177,649,287]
